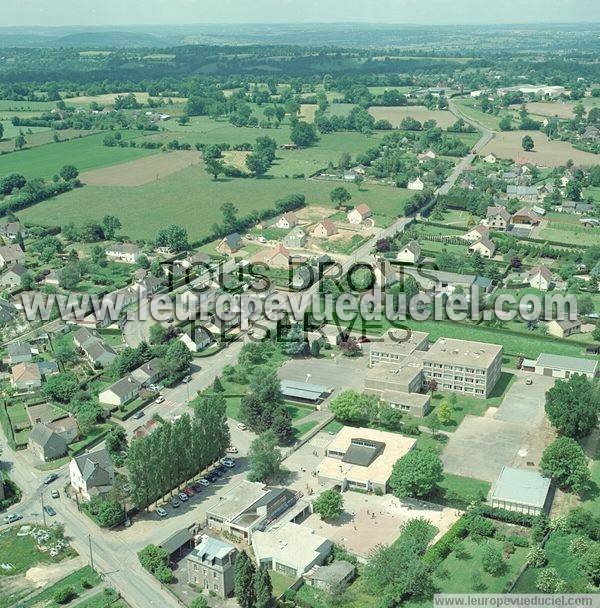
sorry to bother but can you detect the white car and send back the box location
[155,395,165,404]
[197,478,210,487]
[4,513,22,524]
[220,458,236,468]
[226,446,238,454]
[236,423,247,431]
[156,507,168,518]
[178,492,189,502]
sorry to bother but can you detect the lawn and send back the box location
[20,166,411,242]
[269,570,296,597]
[0,527,72,576]
[512,531,586,593]
[0,131,158,179]
[71,588,126,608]
[67,423,112,456]
[17,565,101,608]
[437,473,491,506]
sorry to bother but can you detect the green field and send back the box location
[20,166,411,241]
[0,121,50,140]
[0,132,158,179]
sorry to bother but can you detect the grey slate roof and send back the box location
[308,560,355,585]
[160,528,193,555]
[191,535,236,562]
[73,447,114,487]
[7,341,32,358]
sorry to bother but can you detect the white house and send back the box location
[275,212,298,230]
[418,150,436,162]
[461,225,490,243]
[407,177,424,191]
[396,241,421,264]
[528,265,553,291]
[70,447,115,501]
[179,326,213,352]
[483,153,497,164]
[347,204,372,225]
[105,243,142,264]
[469,237,496,258]
[99,376,141,407]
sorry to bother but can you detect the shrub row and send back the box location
[423,516,469,565]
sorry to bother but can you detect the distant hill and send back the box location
[49,31,175,48]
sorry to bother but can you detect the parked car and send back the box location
[184,486,195,497]
[182,375,192,383]
[221,458,236,468]
[170,498,180,508]
[236,423,247,431]
[132,410,144,420]
[148,384,159,392]
[155,395,165,404]
[178,492,189,502]
[4,513,22,524]
[51,490,60,499]
[525,378,533,385]
[197,478,210,487]
[206,472,218,482]
[43,473,58,485]
[226,446,238,454]
[44,505,56,517]
[156,507,168,518]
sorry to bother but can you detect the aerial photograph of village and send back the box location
[0,1,599,607]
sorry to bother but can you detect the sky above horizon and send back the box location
[5,0,600,27]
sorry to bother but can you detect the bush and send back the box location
[465,514,496,540]
[423,516,469,565]
[477,505,535,527]
[54,586,77,604]
[527,547,548,568]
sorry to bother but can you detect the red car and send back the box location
[184,486,195,497]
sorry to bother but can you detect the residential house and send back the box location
[216,233,242,255]
[73,327,117,368]
[469,237,496,258]
[512,207,541,225]
[44,269,61,286]
[179,326,213,352]
[275,212,298,230]
[11,362,42,391]
[347,204,372,225]
[583,126,600,141]
[130,357,163,387]
[528,265,553,291]
[99,376,141,407]
[547,318,581,339]
[312,220,337,238]
[0,264,27,289]
[46,416,79,445]
[506,186,538,202]
[461,225,490,243]
[38,360,59,377]
[407,177,425,191]
[418,150,436,162]
[70,447,115,501]
[28,423,68,462]
[186,535,238,598]
[396,241,421,264]
[0,221,26,241]
[0,244,25,268]
[6,341,32,364]
[486,206,511,231]
[283,228,307,249]
[304,561,355,592]
[105,243,142,264]
[483,153,497,164]
[266,243,291,269]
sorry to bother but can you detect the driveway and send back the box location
[493,374,553,426]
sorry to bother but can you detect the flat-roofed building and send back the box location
[380,389,431,417]
[421,338,503,398]
[489,467,552,515]
[364,360,424,395]
[533,353,598,380]
[206,481,305,540]
[368,330,429,366]
[252,522,332,578]
[318,427,416,493]
[281,379,328,403]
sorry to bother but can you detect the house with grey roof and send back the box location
[216,233,242,255]
[304,560,355,592]
[7,341,32,364]
[105,242,142,264]
[506,185,538,202]
[130,357,163,386]
[99,376,141,408]
[0,221,26,241]
[0,244,25,268]
[69,447,115,501]
[490,467,552,515]
[486,206,511,231]
[283,227,307,249]
[547,318,581,339]
[0,264,28,289]
[533,353,598,380]
[28,423,68,462]
[73,327,116,368]
[187,535,238,598]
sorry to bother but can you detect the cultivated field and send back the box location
[62,91,187,105]
[20,164,411,241]
[0,131,157,179]
[479,130,599,167]
[368,105,456,128]
[515,101,575,119]
[0,128,94,153]
[299,103,317,122]
[80,150,202,186]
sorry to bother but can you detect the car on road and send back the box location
[156,507,168,518]
[148,384,159,392]
[525,378,533,385]
[155,395,165,404]
[132,410,144,420]
[170,498,180,508]
[44,505,56,517]
[51,490,59,499]
[178,492,189,502]
[182,375,192,383]
[4,513,22,524]
[236,423,247,430]
[226,446,238,454]
[197,478,210,487]
[43,473,58,485]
